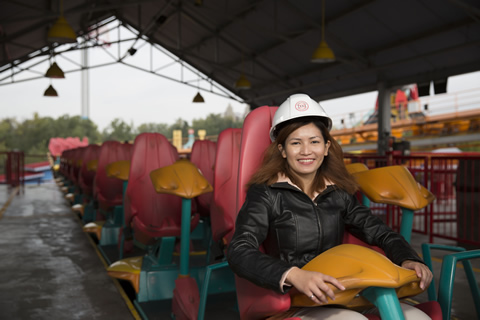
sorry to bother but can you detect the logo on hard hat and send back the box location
[295,101,309,111]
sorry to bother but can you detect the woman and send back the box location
[227,93,433,319]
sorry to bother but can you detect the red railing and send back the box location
[344,152,480,247]
[1,151,25,188]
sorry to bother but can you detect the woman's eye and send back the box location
[311,140,320,144]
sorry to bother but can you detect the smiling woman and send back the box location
[227,93,433,320]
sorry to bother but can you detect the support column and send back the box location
[377,82,391,155]
[81,39,90,120]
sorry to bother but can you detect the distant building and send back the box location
[223,103,249,122]
[224,104,235,119]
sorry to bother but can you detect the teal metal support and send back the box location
[82,201,96,223]
[421,243,466,301]
[399,208,414,243]
[118,180,129,260]
[437,250,480,320]
[362,287,405,320]
[198,261,228,320]
[361,194,370,207]
[180,198,192,277]
[98,205,123,246]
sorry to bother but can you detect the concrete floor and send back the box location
[0,182,478,320]
[0,183,133,319]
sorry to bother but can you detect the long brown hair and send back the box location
[248,118,359,195]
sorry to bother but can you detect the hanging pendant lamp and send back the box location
[193,76,205,103]
[47,0,77,44]
[193,92,205,103]
[311,0,335,63]
[44,84,58,97]
[234,74,251,90]
[45,62,65,78]
[234,53,252,90]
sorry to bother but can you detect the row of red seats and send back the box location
[55,105,474,320]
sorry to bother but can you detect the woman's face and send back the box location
[278,122,331,182]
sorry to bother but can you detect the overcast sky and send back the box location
[1,22,479,132]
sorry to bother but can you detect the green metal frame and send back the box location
[362,287,405,320]
[422,244,480,320]
[399,208,414,244]
[197,260,236,320]
[135,198,235,304]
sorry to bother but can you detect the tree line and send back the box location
[0,112,244,158]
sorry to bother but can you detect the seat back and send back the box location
[78,144,101,196]
[190,139,217,217]
[95,141,133,208]
[210,128,242,244]
[70,146,86,186]
[127,133,182,243]
[59,149,70,177]
[234,106,291,320]
[236,106,278,214]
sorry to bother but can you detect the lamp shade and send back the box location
[311,40,335,63]
[45,62,65,78]
[193,92,205,103]
[44,84,58,97]
[47,16,77,44]
[234,74,251,89]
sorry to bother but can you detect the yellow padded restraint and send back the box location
[106,160,131,181]
[107,257,143,293]
[352,165,435,210]
[149,159,213,199]
[291,244,424,309]
[86,159,98,172]
[345,162,369,174]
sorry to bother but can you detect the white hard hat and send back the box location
[269,93,332,141]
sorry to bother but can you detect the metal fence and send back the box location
[0,151,25,188]
[344,152,480,247]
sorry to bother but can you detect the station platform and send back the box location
[0,182,478,320]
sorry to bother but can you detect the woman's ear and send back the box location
[278,144,287,158]
[325,140,331,156]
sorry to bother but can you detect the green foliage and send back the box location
[0,118,19,151]
[102,118,136,142]
[0,109,244,160]
[192,113,243,136]
[0,113,101,157]
[137,123,170,137]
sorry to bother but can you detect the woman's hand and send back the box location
[286,267,345,304]
[401,260,433,290]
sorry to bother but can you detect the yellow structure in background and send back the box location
[197,130,206,140]
[172,130,182,151]
[172,129,208,156]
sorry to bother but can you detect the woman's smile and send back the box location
[279,123,330,184]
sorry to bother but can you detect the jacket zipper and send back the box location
[271,183,335,256]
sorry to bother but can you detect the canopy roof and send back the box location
[1,0,479,108]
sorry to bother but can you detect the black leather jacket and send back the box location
[227,182,424,293]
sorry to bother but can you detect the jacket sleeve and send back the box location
[227,184,293,293]
[342,192,424,266]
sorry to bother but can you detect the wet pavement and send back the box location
[0,183,133,319]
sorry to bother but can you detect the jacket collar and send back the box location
[272,173,334,199]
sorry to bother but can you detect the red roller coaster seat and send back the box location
[78,144,101,197]
[94,141,132,211]
[127,133,186,245]
[234,106,292,320]
[233,106,441,320]
[69,146,86,187]
[190,139,217,217]
[210,128,242,245]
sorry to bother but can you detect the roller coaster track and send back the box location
[332,108,480,152]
